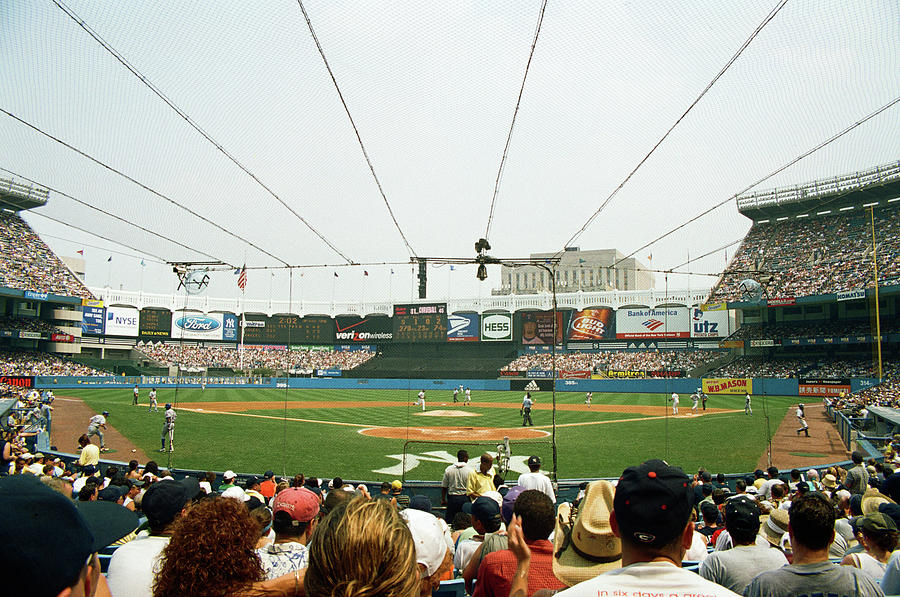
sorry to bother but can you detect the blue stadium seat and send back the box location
[434,578,466,597]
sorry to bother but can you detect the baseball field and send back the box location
[53,387,813,481]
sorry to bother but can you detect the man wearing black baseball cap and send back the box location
[556,460,740,597]
[0,474,138,597]
[517,455,556,503]
[699,495,788,593]
[107,477,200,597]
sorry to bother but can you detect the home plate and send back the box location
[416,410,479,417]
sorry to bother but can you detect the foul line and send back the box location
[177,407,371,428]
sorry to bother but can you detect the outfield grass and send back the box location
[64,387,799,481]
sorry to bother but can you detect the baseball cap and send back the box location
[724,495,761,535]
[82,465,97,476]
[527,455,541,467]
[245,476,261,487]
[273,487,320,523]
[862,512,898,534]
[613,459,693,548]
[98,485,124,503]
[400,508,451,577]
[795,481,810,494]
[0,475,138,596]
[391,480,403,490]
[142,478,201,530]
[409,494,433,513]
[264,470,275,479]
[553,480,621,586]
[502,485,526,525]
[102,411,109,416]
[165,403,172,409]
[463,496,502,527]
[223,470,237,480]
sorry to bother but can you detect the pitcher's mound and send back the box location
[416,410,479,417]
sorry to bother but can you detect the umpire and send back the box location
[521,392,534,427]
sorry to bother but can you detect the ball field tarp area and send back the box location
[60,387,800,480]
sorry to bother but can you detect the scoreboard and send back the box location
[139,309,172,339]
[241,315,335,344]
[392,303,447,343]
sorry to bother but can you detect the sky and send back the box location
[1,0,898,306]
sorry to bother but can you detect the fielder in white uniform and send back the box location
[671,393,679,415]
[415,390,426,412]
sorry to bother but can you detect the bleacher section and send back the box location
[0,211,93,300]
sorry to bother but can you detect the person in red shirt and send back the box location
[473,489,565,597]
[260,471,278,499]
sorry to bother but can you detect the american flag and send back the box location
[237,265,247,291]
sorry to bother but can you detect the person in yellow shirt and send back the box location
[466,453,496,500]
[77,434,100,467]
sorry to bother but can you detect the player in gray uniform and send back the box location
[160,403,177,452]
[87,411,109,452]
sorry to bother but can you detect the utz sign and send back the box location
[481,313,512,341]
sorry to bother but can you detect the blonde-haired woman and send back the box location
[306,496,420,597]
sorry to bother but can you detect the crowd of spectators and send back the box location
[135,342,375,372]
[708,206,900,303]
[502,350,723,373]
[0,314,63,334]
[728,320,900,341]
[0,211,94,299]
[711,357,899,379]
[0,349,109,377]
[6,443,900,597]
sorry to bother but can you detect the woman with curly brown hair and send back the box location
[153,497,265,596]
[305,496,419,597]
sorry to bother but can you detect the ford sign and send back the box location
[176,316,221,332]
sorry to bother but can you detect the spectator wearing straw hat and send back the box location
[555,460,741,597]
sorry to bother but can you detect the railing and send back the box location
[91,287,712,317]
[736,160,900,212]
[0,178,50,205]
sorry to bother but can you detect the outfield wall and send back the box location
[34,375,881,396]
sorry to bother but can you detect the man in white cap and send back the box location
[219,470,239,492]
[401,507,454,596]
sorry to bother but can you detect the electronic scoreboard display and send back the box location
[241,315,335,344]
[392,303,447,343]
[139,309,172,339]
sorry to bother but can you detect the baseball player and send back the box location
[160,403,177,452]
[87,411,109,452]
[415,390,426,412]
[796,403,809,436]
[464,387,471,405]
[132,385,139,406]
[453,387,459,403]
[744,392,752,415]
[148,388,158,413]
[585,391,593,406]
[691,392,699,415]
[670,393,679,415]
[701,391,708,411]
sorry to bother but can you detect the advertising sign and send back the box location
[559,370,591,379]
[316,368,342,377]
[171,312,225,341]
[393,303,447,343]
[50,333,74,343]
[511,379,553,392]
[567,308,615,341]
[521,311,565,345]
[615,308,689,339]
[606,370,646,379]
[799,378,851,397]
[749,339,776,347]
[499,370,524,377]
[23,290,48,301]
[335,316,393,343]
[767,297,796,307]
[82,306,105,335]
[481,312,512,342]
[104,307,139,337]
[222,314,238,342]
[526,370,554,379]
[837,289,866,301]
[0,375,34,388]
[690,308,729,338]
[19,331,43,340]
[703,378,752,394]
[447,313,479,342]
[139,309,172,339]
[701,302,727,311]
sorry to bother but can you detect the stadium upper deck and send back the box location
[708,160,900,304]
